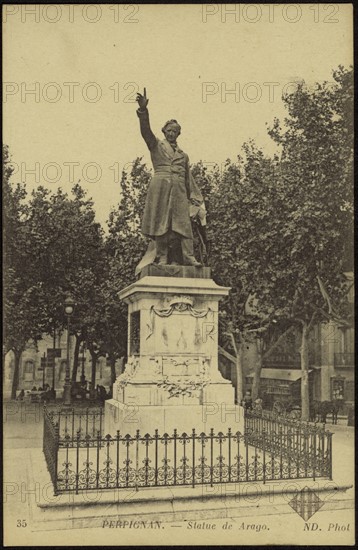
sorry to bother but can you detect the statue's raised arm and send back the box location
[136,88,157,151]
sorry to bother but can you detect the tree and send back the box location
[263,65,354,419]
[197,145,294,404]
[3,145,48,398]
[195,64,353,417]
[25,183,106,387]
[201,153,287,404]
[4,171,107,396]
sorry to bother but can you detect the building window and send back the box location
[23,361,35,381]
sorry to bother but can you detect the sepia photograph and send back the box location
[3,3,354,546]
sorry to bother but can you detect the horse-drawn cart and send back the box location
[246,368,314,420]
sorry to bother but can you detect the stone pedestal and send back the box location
[105,269,244,436]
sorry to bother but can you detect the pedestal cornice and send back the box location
[119,276,231,304]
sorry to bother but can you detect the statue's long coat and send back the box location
[137,108,203,239]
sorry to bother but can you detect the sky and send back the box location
[3,4,353,226]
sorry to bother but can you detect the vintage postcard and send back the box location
[3,3,354,547]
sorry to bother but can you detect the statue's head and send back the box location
[162,119,181,143]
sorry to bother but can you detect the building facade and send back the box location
[4,330,123,399]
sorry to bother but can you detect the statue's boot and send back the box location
[155,233,168,265]
[181,237,202,267]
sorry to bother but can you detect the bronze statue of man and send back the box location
[136,88,205,267]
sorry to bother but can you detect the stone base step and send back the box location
[33,477,353,531]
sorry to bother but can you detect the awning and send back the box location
[247,368,312,382]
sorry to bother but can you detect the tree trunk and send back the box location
[110,353,117,385]
[90,351,97,399]
[235,346,244,404]
[11,349,22,400]
[227,330,244,404]
[71,334,82,384]
[3,348,8,386]
[300,322,310,421]
[251,355,262,401]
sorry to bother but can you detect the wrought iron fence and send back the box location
[45,405,104,442]
[245,407,327,433]
[43,406,59,489]
[43,407,332,495]
[245,409,332,480]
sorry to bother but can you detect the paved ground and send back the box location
[3,401,355,546]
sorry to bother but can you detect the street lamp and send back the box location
[63,294,75,406]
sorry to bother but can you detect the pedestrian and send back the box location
[242,390,253,411]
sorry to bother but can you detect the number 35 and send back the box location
[16,519,27,527]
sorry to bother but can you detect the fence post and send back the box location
[210,428,214,487]
[42,405,47,454]
[75,429,80,494]
[96,429,100,489]
[236,431,240,482]
[245,428,249,482]
[287,427,292,478]
[328,432,333,480]
[192,429,196,488]
[100,408,103,437]
[154,429,159,487]
[54,422,60,496]
[71,407,75,443]
[173,429,177,486]
[228,428,232,483]
[279,425,283,478]
[116,430,120,489]
[295,425,300,479]
[85,407,89,437]
[135,429,140,492]
[262,427,266,484]
[313,429,317,481]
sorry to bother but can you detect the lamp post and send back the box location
[63,294,75,406]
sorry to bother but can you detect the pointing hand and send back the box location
[136,87,149,110]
